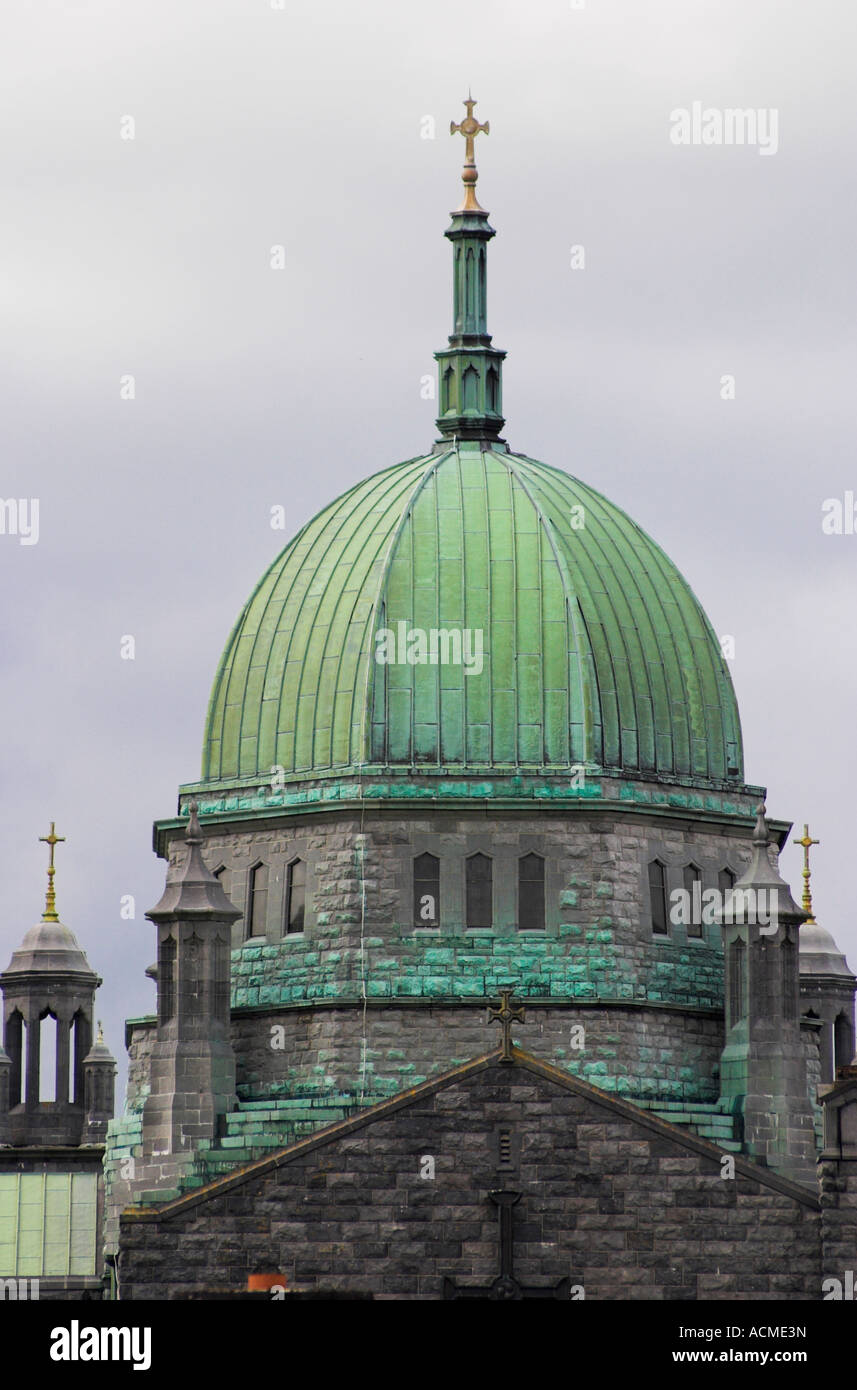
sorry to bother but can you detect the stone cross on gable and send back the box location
[488,989,525,1062]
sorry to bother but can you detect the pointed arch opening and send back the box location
[285,858,306,934]
[518,853,545,930]
[683,863,702,938]
[648,859,668,935]
[413,853,440,928]
[6,1009,24,1108]
[247,861,269,938]
[462,365,479,413]
[38,1012,58,1102]
[159,935,176,1024]
[835,1011,854,1072]
[69,1010,90,1105]
[466,853,493,930]
[486,365,499,413]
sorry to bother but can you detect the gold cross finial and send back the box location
[793,823,820,922]
[450,93,489,213]
[38,821,66,923]
[488,989,525,1063]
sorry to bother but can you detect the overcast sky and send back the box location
[2,0,855,1097]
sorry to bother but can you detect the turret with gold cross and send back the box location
[0,822,113,1146]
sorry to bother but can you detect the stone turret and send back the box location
[141,799,241,1155]
[718,804,817,1185]
[82,1022,117,1144]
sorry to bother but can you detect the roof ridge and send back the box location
[123,1046,818,1222]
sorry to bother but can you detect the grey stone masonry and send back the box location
[820,1071,857,1299]
[223,998,725,1103]
[718,807,817,1186]
[118,1050,825,1301]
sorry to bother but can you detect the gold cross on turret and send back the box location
[793,823,819,923]
[39,821,66,923]
[488,989,525,1063]
[450,93,489,212]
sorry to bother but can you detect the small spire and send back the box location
[450,93,489,213]
[793,822,820,924]
[38,821,66,923]
[753,801,769,846]
[97,1020,104,1045]
[185,797,202,844]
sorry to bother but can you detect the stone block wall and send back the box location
[117,1057,823,1300]
[160,804,755,1013]
[222,1000,725,1103]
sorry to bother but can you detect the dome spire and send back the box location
[38,820,65,923]
[435,94,506,445]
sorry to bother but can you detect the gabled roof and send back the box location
[123,1046,818,1222]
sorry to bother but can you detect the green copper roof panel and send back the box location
[0,1172,98,1278]
[201,445,743,787]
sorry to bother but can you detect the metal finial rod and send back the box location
[38,820,66,923]
[793,823,820,922]
[450,94,489,213]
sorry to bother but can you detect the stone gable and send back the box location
[119,1050,821,1300]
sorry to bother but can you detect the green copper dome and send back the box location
[199,108,742,794]
[201,443,743,787]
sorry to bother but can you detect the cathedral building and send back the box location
[3,98,856,1300]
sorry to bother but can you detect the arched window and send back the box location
[463,365,479,413]
[835,1012,854,1072]
[487,366,499,413]
[69,1011,90,1105]
[466,854,492,929]
[648,860,668,935]
[443,365,456,413]
[518,854,545,930]
[6,1010,23,1108]
[781,938,797,1020]
[159,935,176,1023]
[248,862,269,937]
[413,853,439,928]
[39,1013,57,1103]
[718,867,736,894]
[465,247,476,322]
[728,938,747,1024]
[683,863,702,938]
[285,859,305,934]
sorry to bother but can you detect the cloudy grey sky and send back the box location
[2,0,855,1096]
